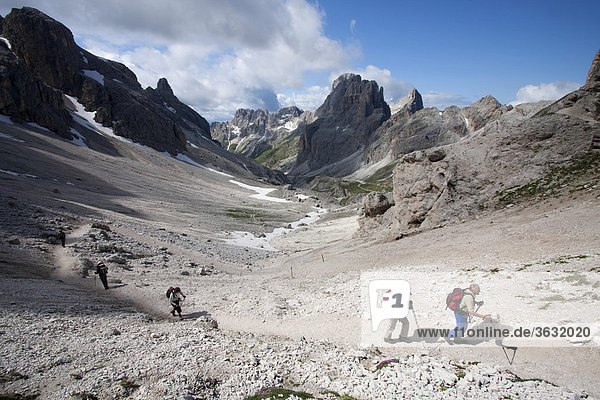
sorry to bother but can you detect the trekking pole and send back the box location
[409,301,420,329]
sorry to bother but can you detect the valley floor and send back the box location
[1,122,599,399]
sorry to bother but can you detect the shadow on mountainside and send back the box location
[0,123,146,224]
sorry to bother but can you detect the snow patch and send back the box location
[284,120,299,132]
[66,95,130,143]
[175,154,207,169]
[223,208,327,251]
[0,114,14,125]
[164,102,176,113]
[0,132,24,143]
[0,169,37,179]
[69,128,88,148]
[0,37,12,50]
[26,123,51,133]
[175,153,234,177]
[229,180,290,203]
[295,194,310,200]
[82,69,105,85]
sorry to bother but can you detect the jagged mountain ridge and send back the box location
[210,106,309,172]
[372,49,600,234]
[0,6,287,183]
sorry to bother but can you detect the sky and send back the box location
[1,1,598,122]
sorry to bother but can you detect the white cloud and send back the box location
[509,81,581,105]
[277,86,331,111]
[350,19,356,33]
[421,92,472,109]
[2,0,354,121]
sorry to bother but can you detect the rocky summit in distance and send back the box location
[382,47,600,234]
[211,106,309,172]
[289,73,391,178]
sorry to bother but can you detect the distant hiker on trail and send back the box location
[447,283,491,340]
[168,287,186,320]
[58,228,66,247]
[95,262,109,290]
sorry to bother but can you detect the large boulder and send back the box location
[362,192,394,217]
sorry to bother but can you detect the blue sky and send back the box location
[1,0,598,121]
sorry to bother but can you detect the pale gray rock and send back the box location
[362,192,394,217]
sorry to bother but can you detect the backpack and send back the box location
[446,287,472,312]
[166,287,174,299]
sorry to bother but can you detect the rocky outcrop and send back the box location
[290,74,391,178]
[146,78,211,139]
[390,88,423,116]
[390,88,600,232]
[461,95,512,132]
[585,48,600,89]
[2,7,188,154]
[0,39,72,137]
[362,192,394,217]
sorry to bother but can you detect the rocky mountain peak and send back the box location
[290,73,391,177]
[156,77,175,98]
[585,48,600,88]
[391,88,424,115]
[461,94,510,132]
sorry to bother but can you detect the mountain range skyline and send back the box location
[0,0,598,121]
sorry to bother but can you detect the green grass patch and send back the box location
[245,388,315,400]
[225,208,262,220]
[0,372,28,384]
[255,135,299,168]
[0,394,38,400]
[496,151,600,204]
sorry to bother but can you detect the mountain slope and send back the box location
[0,6,287,183]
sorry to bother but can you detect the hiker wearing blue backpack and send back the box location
[446,283,491,341]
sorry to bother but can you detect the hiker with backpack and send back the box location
[95,262,109,290]
[57,228,66,247]
[167,287,186,320]
[446,283,491,341]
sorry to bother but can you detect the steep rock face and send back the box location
[210,106,306,167]
[585,48,600,88]
[389,88,423,116]
[364,94,514,170]
[390,90,600,232]
[0,40,71,137]
[367,106,466,164]
[2,7,187,154]
[290,74,391,178]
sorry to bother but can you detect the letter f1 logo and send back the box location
[369,280,411,331]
